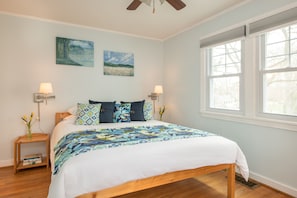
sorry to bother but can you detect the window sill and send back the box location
[200,110,297,132]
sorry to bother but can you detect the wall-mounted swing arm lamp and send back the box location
[148,85,163,113]
[33,83,55,121]
[148,85,163,100]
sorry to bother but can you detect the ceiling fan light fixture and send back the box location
[127,0,186,11]
[140,0,165,13]
[140,0,165,6]
[140,0,152,6]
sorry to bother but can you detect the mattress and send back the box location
[48,115,249,198]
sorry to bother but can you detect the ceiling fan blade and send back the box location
[127,0,142,10]
[166,0,186,10]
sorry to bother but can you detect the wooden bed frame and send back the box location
[55,112,236,198]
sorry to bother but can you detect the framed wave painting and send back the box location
[104,50,134,76]
[56,37,94,67]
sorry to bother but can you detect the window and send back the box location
[200,7,297,131]
[259,24,297,117]
[206,40,243,111]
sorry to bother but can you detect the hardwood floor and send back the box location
[0,166,51,198]
[0,166,293,198]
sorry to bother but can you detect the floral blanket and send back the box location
[53,124,215,175]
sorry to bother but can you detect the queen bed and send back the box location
[48,102,249,198]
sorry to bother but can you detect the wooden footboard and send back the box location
[77,163,235,198]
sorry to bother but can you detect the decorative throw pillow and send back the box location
[143,101,153,120]
[113,103,131,123]
[121,100,145,121]
[75,103,101,125]
[89,100,115,123]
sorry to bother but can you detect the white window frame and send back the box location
[204,39,245,115]
[200,23,297,132]
[257,23,297,123]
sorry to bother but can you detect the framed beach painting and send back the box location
[56,37,94,67]
[104,50,134,76]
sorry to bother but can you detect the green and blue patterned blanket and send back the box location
[53,124,215,175]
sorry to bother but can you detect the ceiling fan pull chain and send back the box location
[153,0,155,13]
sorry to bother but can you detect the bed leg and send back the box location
[227,164,235,198]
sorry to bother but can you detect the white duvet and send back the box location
[48,116,249,198]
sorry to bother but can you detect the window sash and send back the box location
[208,75,240,111]
[259,24,297,118]
[206,40,244,112]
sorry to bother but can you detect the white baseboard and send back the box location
[249,171,297,197]
[0,159,13,168]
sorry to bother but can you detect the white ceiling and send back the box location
[0,0,247,40]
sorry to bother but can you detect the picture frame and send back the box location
[104,50,134,76]
[56,37,94,67]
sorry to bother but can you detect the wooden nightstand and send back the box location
[14,133,50,173]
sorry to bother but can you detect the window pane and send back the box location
[210,77,240,110]
[266,41,288,57]
[210,40,242,76]
[265,55,289,69]
[226,41,241,53]
[291,54,297,67]
[264,24,297,70]
[212,45,225,56]
[266,27,289,44]
[212,65,225,75]
[212,55,225,66]
[226,52,241,64]
[226,63,241,73]
[291,39,297,53]
[291,25,297,39]
[263,71,297,116]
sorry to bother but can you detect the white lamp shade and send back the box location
[39,83,53,94]
[154,85,163,94]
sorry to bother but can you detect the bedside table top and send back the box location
[15,133,49,143]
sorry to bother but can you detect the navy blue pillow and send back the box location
[89,100,115,123]
[121,100,145,121]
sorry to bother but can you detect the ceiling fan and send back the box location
[127,0,186,11]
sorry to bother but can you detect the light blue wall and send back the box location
[1,0,297,195]
[164,0,297,196]
[0,13,163,165]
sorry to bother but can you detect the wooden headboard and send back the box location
[55,112,71,126]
